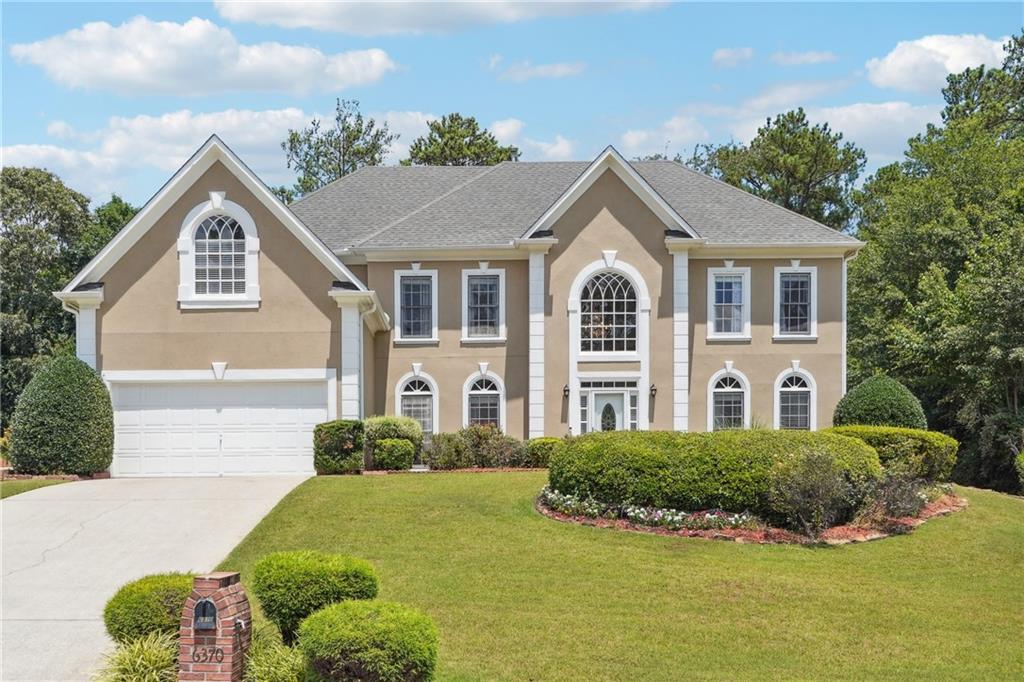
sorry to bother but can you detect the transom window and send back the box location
[195,215,245,295]
[579,272,637,353]
[777,373,812,430]
[712,375,745,431]
[467,378,501,427]
[779,272,812,334]
[467,275,500,337]
[400,378,434,439]
[399,275,434,339]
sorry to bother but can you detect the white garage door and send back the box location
[111,381,328,476]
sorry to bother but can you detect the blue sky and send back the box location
[2,1,1018,205]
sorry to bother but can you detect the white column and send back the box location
[340,304,361,419]
[673,251,690,431]
[528,251,546,438]
[76,305,100,369]
[841,256,848,396]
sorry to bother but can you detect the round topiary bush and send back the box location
[10,355,114,475]
[372,438,415,471]
[833,375,927,429]
[252,551,379,642]
[103,573,194,643]
[298,601,439,682]
[548,430,882,518]
[525,437,564,468]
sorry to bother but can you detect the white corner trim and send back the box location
[773,265,818,339]
[706,265,751,340]
[462,370,507,430]
[706,365,752,431]
[460,265,506,341]
[177,196,261,308]
[393,268,438,343]
[672,251,689,431]
[395,369,439,434]
[528,251,546,438]
[522,145,699,239]
[772,365,818,430]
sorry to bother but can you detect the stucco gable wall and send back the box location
[98,161,340,371]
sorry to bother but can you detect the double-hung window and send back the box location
[707,266,751,340]
[462,266,505,341]
[394,269,438,342]
[774,265,817,339]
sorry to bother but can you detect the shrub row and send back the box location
[827,425,958,481]
[548,430,883,521]
[423,425,560,469]
[313,416,424,473]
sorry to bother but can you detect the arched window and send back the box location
[579,272,637,353]
[463,372,506,430]
[194,215,246,295]
[711,376,745,431]
[400,377,436,439]
[774,369,816,430]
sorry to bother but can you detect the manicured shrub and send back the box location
[93,631,178,682]
[10,355,113,475]
[298,601,439,682]
[423,432,471,469]
[252,551,379,642]
[423,425,528,469]
[525,437,564,468]
[833,375,927,429]
[365,416,423,455]
[769,450,853,537]
[548,430,882,519]
[372,438,415,471]
[313,420,364,474]
[103,573,194,643]
[827,425,958,481]
[244,626,311,682]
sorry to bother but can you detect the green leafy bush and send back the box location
[298,601,439,682]
[372,438,414,471]
[244,625,311,682]
[423,432,471,469]
[827,425,958,481]
[103,573,194,644]
[93,632,178,682]
[313,420,364,474]
[833,375,927,429]
[856,472,928,526]
[548,430,882,519]
[252,551,379,642]
[365,416,423,456]
[1016,451,1024,490]
[525,437,564,468]
[769,450,853,537]
[423,425,528,469]
[10,355,113,474]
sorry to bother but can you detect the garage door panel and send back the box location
[111,381,324,477]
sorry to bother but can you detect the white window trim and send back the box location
[177,193,261,309]
[706,366,752,431]
[773,365,818,430]
[461,265,506,342]
[773,265,818,340]
[394,268,439,344]
[395,370,439,435]
[462,370,506,430]
[706,266,751,341]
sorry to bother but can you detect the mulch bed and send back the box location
[536,494,968,545]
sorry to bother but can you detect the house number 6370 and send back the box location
[191,647,224,663]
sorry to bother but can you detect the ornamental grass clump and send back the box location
[92,631,178,682]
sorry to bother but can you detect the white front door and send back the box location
[591,392,625,431]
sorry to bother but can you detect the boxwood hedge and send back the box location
[103,573,194,643]
[826,425,958,481]
[833,374,927,429]
[548,430,882,518]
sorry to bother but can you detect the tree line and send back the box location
[2,33,1020,490]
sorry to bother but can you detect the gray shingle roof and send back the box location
[290,160,859,250]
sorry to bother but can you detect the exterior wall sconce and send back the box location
[563,384,570,398]
[650,384,657,397]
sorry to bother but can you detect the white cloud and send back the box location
[491,117,574,160]
[498,61,585,82]
[771,50,838,66]
[741,80,847,113]
[214,1,661,36]
[712,47,754,68]
[9,16,396,96]
[866,33,1008,93]
[806,101,942,167]
[620,115,710,158]
[378,110,438,162]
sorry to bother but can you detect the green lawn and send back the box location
[220,472,1024,681]
[0,478,67,499]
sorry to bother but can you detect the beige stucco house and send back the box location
[55,136,863,476]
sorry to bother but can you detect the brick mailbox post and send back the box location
[178,572,251,681]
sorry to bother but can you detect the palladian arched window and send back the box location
[579,272,637,353]
[400,378,435,439]
[711,375,745,431]
[775,370,816,430]
[194,215,246,295]
[466,377,502,428]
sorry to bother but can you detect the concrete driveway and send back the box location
[1,476,307,681]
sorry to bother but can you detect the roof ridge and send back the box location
[350,163,503,248]
[668,161,856,240]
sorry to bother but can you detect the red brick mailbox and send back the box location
[178,572,251,681]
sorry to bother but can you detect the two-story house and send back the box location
[55,136,862,476]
